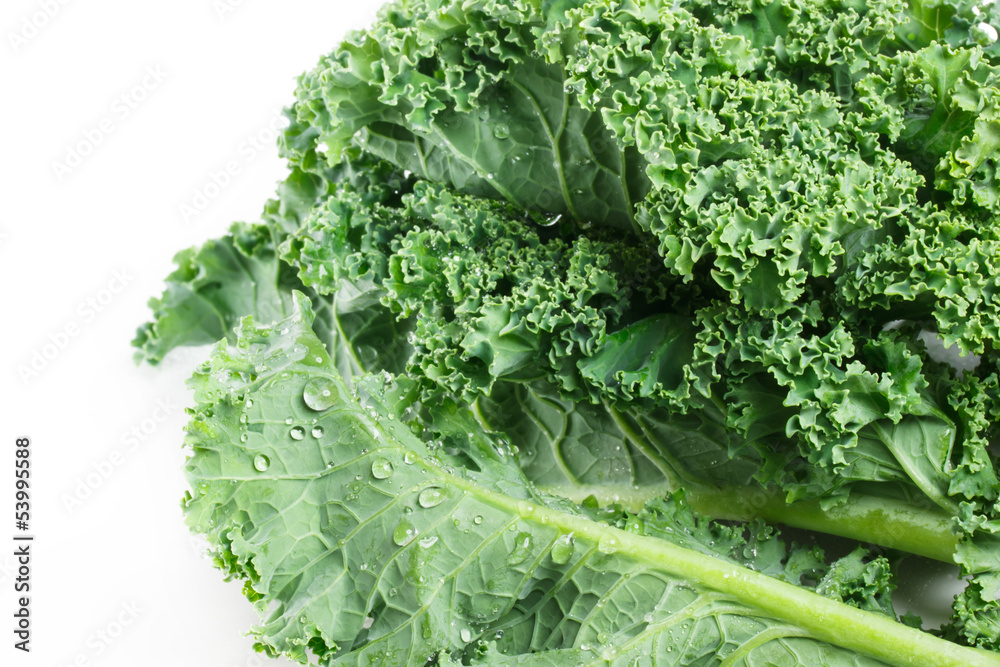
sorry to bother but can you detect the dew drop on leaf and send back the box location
[473,515,483,525]
[303,377,337,411]
[418,535,438,548]
[289,426,305,440]
[507,532,533,565]
[393,520,416,546]
[551,533,575,564]
[460,628,472,643]
[253,454,270,472]
[311,426,324,439]
[598,535,619,554]
[418,487,446,508]
[371,458,394,479]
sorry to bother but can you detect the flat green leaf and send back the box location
[183,295,998,666]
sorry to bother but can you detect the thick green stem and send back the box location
[685,487,959,564]
[596,403,960,563]
[541,483,958,563]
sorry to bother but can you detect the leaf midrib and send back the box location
[353,400,995,667]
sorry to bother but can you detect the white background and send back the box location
[1,1,383,665]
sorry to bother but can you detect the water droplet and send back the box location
[418,487,446,508]
[393,520,416,546]
[311,426,324,439]
[240,433,248,443]
[388,587,398,597]
[403,452,416,465]
[540,213,563,228]
[507,532,533,565]
[598,535,619,554]
[493,123,510,139]
[303,377,337,411]
[253,454,270,472]
[473,515,483,525]
[418,535,438,548]
[371,458,394,479]
[460,628,472,643]
[551,533,575,564]
[495,630,504,640]
[290,426,305,440]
